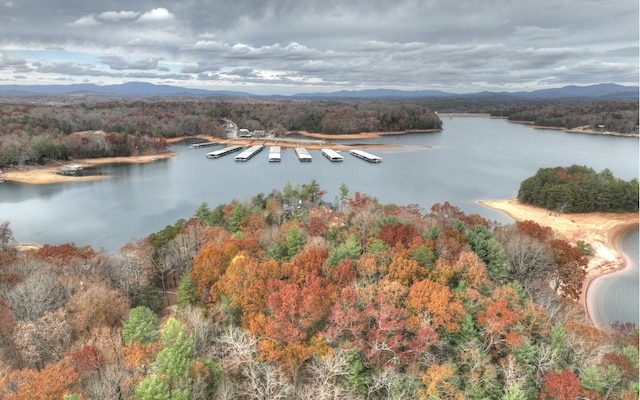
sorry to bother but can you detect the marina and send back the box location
[320,148,344,162]
[349,149,382,163]
[269,146,281,162]
[235,145,264,161]
[295,147,313,162]
[206,145,244,159]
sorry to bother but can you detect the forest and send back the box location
[0,181,637,399]
[419,97,639,135]
[517,165,640,213]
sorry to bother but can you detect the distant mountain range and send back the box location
[0,82,637,100]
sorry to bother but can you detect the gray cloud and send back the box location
[0,0,636,93]
[99,55,160,70]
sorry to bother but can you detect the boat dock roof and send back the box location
[206,145,244,158]
[269,146,281,162]
[349,149,382,163]
[235,145,264,161]
[295,147,313,162]
[320,148,344,162]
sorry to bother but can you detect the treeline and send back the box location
[0,98,440,168]
[420,97,639,134]
[0,183,637,399]
[0,130,169,168]
[518,165,639,213]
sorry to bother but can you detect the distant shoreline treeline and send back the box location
[0,99,441,168]
[518,165,639,213]
[419,97,639,134]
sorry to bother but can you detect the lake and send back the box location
[1,116,638,327]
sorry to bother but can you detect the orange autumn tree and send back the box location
[191,242,238,303]
[254,271,335,377]
[405,278,465,333]
[0,356,80,400]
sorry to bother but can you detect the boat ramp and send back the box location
[269,146,281,162]
[349,149,383,163]
[320,148,344,162]
[235,145,264,161]
[206,145,244,159]
[295,147,313,162]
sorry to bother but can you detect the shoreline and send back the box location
[584,223,637,329]
[479,198,638,327]
[1,152,178,185]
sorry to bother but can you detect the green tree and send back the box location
[338,182,349,210]
[285,225,306,260]
[155,318,194,382]
[501,382,527,400]
[122,306,159,345]
[300,179,324,202]
[177,269,201,309]
[135,374,172,400]
[194,202,210,223]
[328,235,362,267]
[550,323,569,369]
[467,225,510,281]
[580,365,605,394]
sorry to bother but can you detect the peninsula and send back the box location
[480,198,639,326]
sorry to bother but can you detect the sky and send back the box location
[0,0,638,95]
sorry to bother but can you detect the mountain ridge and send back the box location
[0,82,637,100]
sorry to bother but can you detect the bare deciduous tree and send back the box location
[0,221,15,252]
[3,269,69,321]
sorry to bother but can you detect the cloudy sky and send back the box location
[0,0,637,94]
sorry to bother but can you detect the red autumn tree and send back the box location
[541,369,583,400]
[517,220,554,241]
[476,298,522,351]
[379,222,419,249]
[549,239,588,300]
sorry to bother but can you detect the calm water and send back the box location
[1,117,638,327]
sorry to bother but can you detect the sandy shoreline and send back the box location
[1,152,178,184]
[480,198,638,325]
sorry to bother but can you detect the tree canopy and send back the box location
[518,165,639,213]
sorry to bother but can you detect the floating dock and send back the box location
[188,141,219,149]
[349,149,382,163]
[320,148,344,162]
[269,146,281,162]
[295,147,313,162]
[235,145,264,161]
[206,145,244,159]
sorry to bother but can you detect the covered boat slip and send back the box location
[349,149,383,163]
[295,147,313,162]
[235,145,264,161]
[206,145,244,158]
[269,146,281,162]
[320,148,344,162]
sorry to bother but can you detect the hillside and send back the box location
[0,82,637,101]
[0,184,637,399]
